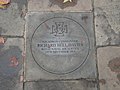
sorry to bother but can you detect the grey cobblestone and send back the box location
[24,80,97,90]
[94,0,120,46]
[28,0,92,12]
[0,38,24,90]
[0,0,27,36]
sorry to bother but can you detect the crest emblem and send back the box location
[51,22,68,37]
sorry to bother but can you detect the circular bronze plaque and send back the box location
[31,17,90,74]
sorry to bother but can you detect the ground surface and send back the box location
[0,0,120,90]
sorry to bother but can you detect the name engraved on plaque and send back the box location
[37,38,84,55]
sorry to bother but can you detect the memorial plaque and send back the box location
[31,17,90,74]
[26,12,96,80]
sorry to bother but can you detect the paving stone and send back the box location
[25,12,96,80]
[97,46,120,90]
[0,0,27,36]
[24,80,97,90]
[0,38,24,90]
[94,0,120,46]
[28,0,92,12]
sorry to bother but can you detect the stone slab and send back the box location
[0,38,24,90]
[25,12,96,80]
[97,47,120,90]
[28,0,92,12]
[24,80,97,90]
[94,0,120,46]
[0,0,27,36]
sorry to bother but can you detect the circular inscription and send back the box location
[31,17,90,74]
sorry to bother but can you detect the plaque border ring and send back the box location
[30,17,90,75]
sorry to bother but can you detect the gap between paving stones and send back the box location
[0,35,24,38]
[27,10,93,13]
[97,45,120,48]
[24,78,97,82]
[23,78,97,86]
[91,1,100,89]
